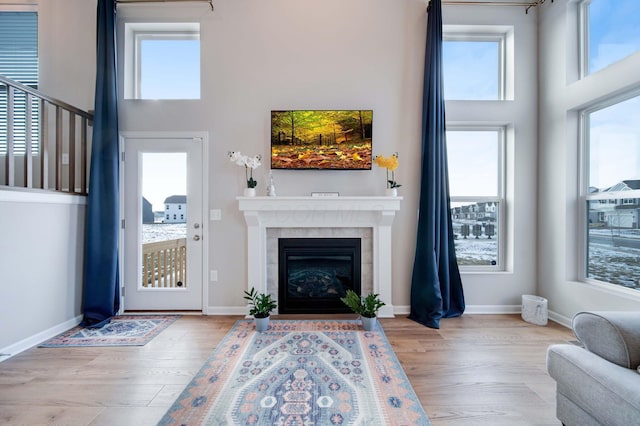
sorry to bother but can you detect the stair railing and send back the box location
[0,74,93,195]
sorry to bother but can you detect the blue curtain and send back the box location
[409,0,465,329]
[81,0,120,328]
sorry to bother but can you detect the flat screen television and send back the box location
[271,110,372,170]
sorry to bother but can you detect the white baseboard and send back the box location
[548,310,572,329]
[206,305,522,317]
[464,305,521,314]
[393,305,410,315]
[393,304,521,316]
[0,314,83,363]
[205,306,248,316]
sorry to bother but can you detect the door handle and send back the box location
[193,235,201,241]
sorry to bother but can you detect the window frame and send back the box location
[124,22,200,100]
[447,125,507,272]
[579,90,640,292]
[579,0,640,78]
[578,0,590,79]
[443,25,514,101]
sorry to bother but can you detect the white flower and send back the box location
[229,151,262,188]
[245,155,262,170]
[229,151,246,166]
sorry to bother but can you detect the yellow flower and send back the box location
[373,153,401,189]
[373,153,399,171]
[353,152,363,161]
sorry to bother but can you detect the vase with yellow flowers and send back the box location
[373,152,401,196]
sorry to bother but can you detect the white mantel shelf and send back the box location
[237,196,402,317]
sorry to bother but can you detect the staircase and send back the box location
[0,74,93,195]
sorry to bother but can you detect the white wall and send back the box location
[0,0,94,355]
[538,0,640,323]
[2,0,540,342]
[0,193,85,351]
[38,0,96,111]
[116,0,538,313]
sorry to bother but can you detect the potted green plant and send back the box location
[243,287,277,332]
[340,289,385,331]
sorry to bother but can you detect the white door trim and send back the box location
[119,131,209,313]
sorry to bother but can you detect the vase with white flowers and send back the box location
[229,151,262,196]
[373,152,401,196]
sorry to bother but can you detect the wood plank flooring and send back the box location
[0,314,573,425]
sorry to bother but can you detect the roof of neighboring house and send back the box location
[624,180,640,190]
[164,195,187,203]
[605,180,640,192]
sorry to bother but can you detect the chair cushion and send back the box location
[573,311,640,369]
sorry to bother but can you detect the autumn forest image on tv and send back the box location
[271,110,373,170]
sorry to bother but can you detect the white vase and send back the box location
[244,187,256,197]
[254,316,270,332]
[385,188,398,197]
[360,315,377,331]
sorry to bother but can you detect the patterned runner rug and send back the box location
[39,315,180,347]
[160,319,430,425]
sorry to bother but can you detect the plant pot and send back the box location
[244,187,256,197]
[360,315,377,331]
[385,188,398,197]
[254,315,270,332]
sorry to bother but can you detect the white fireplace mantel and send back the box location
[237,196,402,317]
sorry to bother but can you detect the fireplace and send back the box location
[237,196,401,317]
[278,238,361,314]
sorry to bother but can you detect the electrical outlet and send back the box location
[61,153,69,165]
[210,209,222,221]
[210,270,218,282]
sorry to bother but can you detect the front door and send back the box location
[122,135,204,310]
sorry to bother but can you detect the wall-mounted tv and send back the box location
[271,110,372,170]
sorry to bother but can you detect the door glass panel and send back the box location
[141,152,187,289]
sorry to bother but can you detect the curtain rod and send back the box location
[115,0,214,12]
[442,0,553,14]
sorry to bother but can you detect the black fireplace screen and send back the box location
[278,238,361,314]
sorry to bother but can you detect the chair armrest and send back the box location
[547,344,640,426]
[573,311,640,369]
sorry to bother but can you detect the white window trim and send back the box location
[123,22,200,100]
[448,125,507,272]
[578,0,591,79]
[443,25,514,101]
[578,90,640,290]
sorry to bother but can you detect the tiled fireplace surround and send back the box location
[237,196,401,317]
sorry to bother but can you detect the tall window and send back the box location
[448,128,505,269]
[124,22,200,100]
[0,11,39,155]
[580,0,640,76]
[582,94,640,290]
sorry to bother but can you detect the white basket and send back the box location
[521,295,548,326]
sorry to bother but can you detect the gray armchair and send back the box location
[546,311,640,426]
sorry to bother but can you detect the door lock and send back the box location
[193,235,201,241]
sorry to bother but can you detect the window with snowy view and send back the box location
[584,94,640,290]
[447,128,504,269]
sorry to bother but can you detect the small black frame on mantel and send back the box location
[271,109,373,170]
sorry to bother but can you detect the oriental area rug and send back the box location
[159,319,430,425]
[39,315,180,347]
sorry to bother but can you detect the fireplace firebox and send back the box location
[278,238,361,314]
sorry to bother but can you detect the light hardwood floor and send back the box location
[0,314,573,425]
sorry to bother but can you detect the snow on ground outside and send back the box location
[141,223,639,290]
